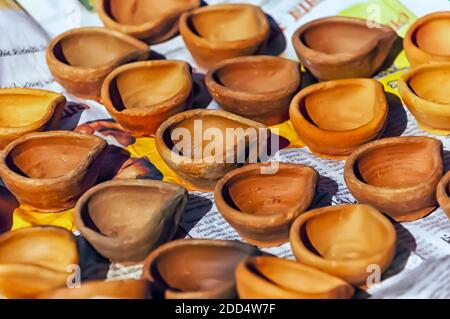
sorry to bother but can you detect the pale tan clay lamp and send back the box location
[101,60,193,137]
[292,16,397,81]
[290,204,396,286]
[0,89,66,150]
[215,163,318,247]
[0,131,107,212]
[75,179,188,263]
[289,78,388,159]
[97,0,200,44]
[436,172,450,221]
[236,256,354,299]
[0,226,78,299]
[344,137,443,222]
[143,239,259,299]
[404,12,450,66]
[179,4,270,69]
[206,56,301,125]
[46,27,149,100]
[398,63,450,135]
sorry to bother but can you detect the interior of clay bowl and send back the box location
[408,66,450,104]
[413,17,450,56]
[0,93,53,128]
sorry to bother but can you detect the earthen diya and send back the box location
[46,27,149,100]
[292,16,397,81]
[143,239,259,299]
[344,136,443,222]
[289,78,388,159]
[437,172,450,221]
[75,179,188,263]
[179,3,269,69]
[206,56,301,125]
[0,131,107,212]
[290,204,396,285]
[101,60,193,137]
[214,163,318,247]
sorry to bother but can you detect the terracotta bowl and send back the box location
[46,27,149,100]
[143,239,259,299]
[404,11,450,66]
[97,0,200,44]
[206,56,301,125]
[215,163,318,247]
[236,256,354,299]
[344,136,443,222]
[0,131,107,212]
[179,4,269,69]
[290,204,396,285]
[0,226,78,299]
[75,179,188,263]
[289,78,388,158]
[437,171,450,221]
[0,89,66,149]
[101,60,193,137]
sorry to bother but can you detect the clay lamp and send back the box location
[155,109,270,191]
[101,60,193,137]
[179,4,270,70]
[214,163,318,247]
[75,179,188,263]
[0,226,78,299]
[344,136,443,222]
[436,172,450,221]
[289,78,388,159]
[143,239,259,299]
[236,256,354,299]
[46,27,149,100]
[404,12,450,66]
[290,204,396,286]
[97,0,200,44]
[0,88,66,150]
[292,16,397,81]
[205,56,301,125]
[398,63,450,135]
[0,131,107,213]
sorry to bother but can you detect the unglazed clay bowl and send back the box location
[398,63,450,135]
[215,163,318,247]
[143,239,259,299]
[0,89,66,150]
[290,204,396,285]
[437,172,450,220]
[292,16,397,81]
[206,56,301,125]
[0,227,78,299]
[404,11,450,66]
[0,131,107,212]
[97,0,200,44]
[101,60,193,137]
[75,179,188,263]
[344,136,443,222]
[179,4,269,69]
[290,78,388,158]
[46,27,149,100]
[236,257,354,299]
[155,109,270,191]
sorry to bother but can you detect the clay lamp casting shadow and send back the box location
[97,0,200,44]
[236,256,354,299]
[404,11,450,66]
[0,227,78,299]
[101,60,193,137]
[75,179,188,263]
[290,204,396,286]
[46,27,149,100]
[289,78,388,159]
[179,3,270,70]
[205,55,302,125]
[344,136,443,222]
[214,163,318,247]
[292,16,397,81]
[0,131,107,213]
[437,171,450,221]
[143,239,259,299]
